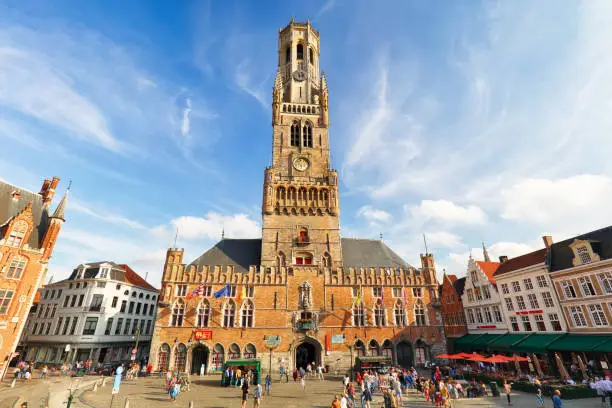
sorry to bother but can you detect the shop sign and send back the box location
[331,334,345,344]
[193,329,213,340]
[266,335,281,347]
[476,325,496,329]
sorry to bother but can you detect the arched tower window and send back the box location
[241,300,254,327]
[197,300,210,327]
[414,300,427,326]
[171,299,184,327]
[286,46,291,63]
[309,48,314,64]
[223,300,236,327]
[303,122,313,148]
[297,43,304,60]
[291,121,300,147]
[394,299,406,326]
[369,340,381,356]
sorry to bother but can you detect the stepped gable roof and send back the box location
[188,237,413,272]
[63,261,157,291]
[494,248,547,277]
[476,261,500,284]
[548,225,612,272]
[453,277,467,296]
[189,239,262,273]
[0,180,48,249]
[340,238,412,269]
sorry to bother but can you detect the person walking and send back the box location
[241,381,250,408]
[331,395,342,408]
[252,382,263,408]
[279,365,285,383]
[300,373,306,391]
[503,380,512,406]
[317,364,324,380]
[536,388,545,407]
[265,374,272,395]
[552,390,564,408]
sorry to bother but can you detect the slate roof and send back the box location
[453,276,467,296]
[494,248,547,277]
[547,225,612,272]
[188,238,413,272]
[476,261,500,284]
[0,181,48,249]
[62,261,157,291]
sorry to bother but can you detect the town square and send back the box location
[1,0,612,407]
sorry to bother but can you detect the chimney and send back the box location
[39,176,60,209]
[542,235,553,248]
[499,255,509,263]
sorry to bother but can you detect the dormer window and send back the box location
[76,267,85,279]
[6,221,27,248]
[570,240,601,266]
[470,270,478,282]
[99,267,110,279]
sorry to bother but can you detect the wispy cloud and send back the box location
[235,59,267,108]
[181,97,192,136]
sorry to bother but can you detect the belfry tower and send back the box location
[261,19,342,268]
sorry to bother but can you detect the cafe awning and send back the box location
[453,334,485,351]
[512,333,566,354]
[467,333,506,352]
[356,356,392,363]
[548,334,610,352]
[591,337,612,353]
[488,333,531,352]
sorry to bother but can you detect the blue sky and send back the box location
[2,0,612,286]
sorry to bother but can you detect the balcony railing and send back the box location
[294,236,310,246]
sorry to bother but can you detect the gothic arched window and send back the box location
[394,299,406,326]
[309,47,314,64]
[382,339,393,358]
[354,340,366,357]
[241,300,254,327]
[302,122,313,148]
[158,343,170,371]
[7,256,27,280]
[228,343,241,360]
[291,121,300,146]
[212,344,224,370]
[353,302,365,327]
[197,300,210,327]
[374,299,386,327]
[297,43,304,60]
[322,252,332,267]
[174,343,187,372]
[223,300,236,327]
[276,252,286,267]
[171,299,184,327]
[244,343,256,359]
[415,300,427,326]
[369,340,380,356]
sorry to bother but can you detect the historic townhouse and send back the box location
[150,19,445,376]
[461,247,505,335]
[494,236,568,335]
[439,274,467,352]
[548,226,612,334]
[0,178,67,378]
[20,262,158,364]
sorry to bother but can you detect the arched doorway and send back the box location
[191,345,209,375]
[295,340,321,370]
[396,341,413,369]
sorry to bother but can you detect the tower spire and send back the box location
[482,242,491,262]
[51,184,69,221]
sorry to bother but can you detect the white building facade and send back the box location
[461,254,506,334]
[494,240,569,334]
[20,261,158,365]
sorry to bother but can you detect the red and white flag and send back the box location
[186,283,205,300]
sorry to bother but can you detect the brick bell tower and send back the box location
[261,19,342,268]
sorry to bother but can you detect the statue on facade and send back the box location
[299,281,312,309]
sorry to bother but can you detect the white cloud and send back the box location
[424,231,463,249]
[235,59,267,108]
[170,212,260,241]
[181,97,192,136]
[356,205,392,223]
[409,200,487,225]
[68,199,147,230]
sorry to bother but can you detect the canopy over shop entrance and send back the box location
[548,335,611,352]
[454,333,505,352]
[488,333,530,352]
[511,334,565,354]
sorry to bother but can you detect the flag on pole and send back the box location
[213,284,232,298]
[186,283,205,300]
[236,286,246,303]
[355,285,361,305]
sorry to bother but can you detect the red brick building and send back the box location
[0,177,67,377]
[439,274,467,352]
[149,20,445,375]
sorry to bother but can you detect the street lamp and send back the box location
[263,336,273,377]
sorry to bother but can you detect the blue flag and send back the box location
[213,284,231,298]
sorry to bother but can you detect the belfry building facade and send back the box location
[150,20,444,375]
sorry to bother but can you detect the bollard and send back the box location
[189,401,194,408]
[10,378,16,388]
[124,397,130,408]
[93,382,98,391]
[102,377,108,387]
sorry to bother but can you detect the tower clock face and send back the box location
[293,157,309,171]
[293,69,307,82]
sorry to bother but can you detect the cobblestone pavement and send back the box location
[0,375,98,407]
[76,375,605,408]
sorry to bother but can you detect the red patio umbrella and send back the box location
[436,354,452,359]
